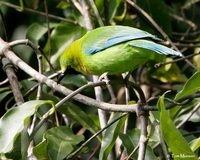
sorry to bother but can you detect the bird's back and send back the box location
[81,25,159,55]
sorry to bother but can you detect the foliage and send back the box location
[158,92,197,159]
[0,0,200,159]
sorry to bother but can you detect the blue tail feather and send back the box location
[128,40,182,57]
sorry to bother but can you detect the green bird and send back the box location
[59,25,182,78]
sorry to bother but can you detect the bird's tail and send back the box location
[129,40,182,57]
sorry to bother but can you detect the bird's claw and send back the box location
[98,72,108,81]
[102,79,110,85]
[98,72,110,85]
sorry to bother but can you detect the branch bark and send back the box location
[80,0,108,130]
[0,1,76,24]
[2,57,24,105]
[137,103,149,160]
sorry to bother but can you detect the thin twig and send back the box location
[138,114,148,160]
[174,43,200,48]
[127,81,146,104]
[183,130,200,136]
[179,27,192,42]
[182,0,200,9]
[56,81,106,107]
[80,0,108,131]
[122,72,130,139]
[126,0,170,41]
[71,0,84,15]
[36,54,43,100]
[0,78,9,86]
[10,39,46,100]
[169,13,197,30]
[155,52,200,68]
[81,0,93,31]
[145,93,200,111]
[2,57,24,105]
[0,1,76,24]
[176,93,200,103]
[88,0,104,26]
[44,0,52,59]
[124,144,139,160]
[9,39,56,73]
[88,143,101,160]
[106,77,117,104]
[177,102,200,128]
[172,39,200,44]
[172,30,200,37]
[126,0,195,69]
[24,72,60,98]
[66,113,128,159]
[154,121,170,160]
[30,80,107,138]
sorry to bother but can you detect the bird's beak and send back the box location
[57,66,80,84]
[57,71,66,84]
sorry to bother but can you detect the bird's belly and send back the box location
[82,44,156,75]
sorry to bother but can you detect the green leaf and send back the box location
[176,101,200,123]
[45,22,86,65]
[57,102,99,135]
[21,79,37,92]
[193,40,200,69]
[108,0,125,21]
[137,0,172,36]
[120,129,139,158]
[175,71,200,101]
[0,100,54,153]
[150,58,187,83]
[61,74,88,88]
[120,129,157,159]
[56,1,70,9]
[0,87,11,102]
[189,137,200,152]
[4,134,22,159]
[158,93,197,160]
[44,126,84,160]
[33,140,48,160]
[99,113,127,160]
[26,23,48,44]
[183,0,199,9]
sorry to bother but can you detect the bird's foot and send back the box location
[98,72,109,85]
[122,72,131,81]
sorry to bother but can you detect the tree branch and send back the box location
[80,0,108,131]
[2,57,24,105]
[30,80,108,138]
[0,1,76,24]
[67,113,128,159]
[0,78,9,86]
[126,0,195,69]
[0,38,137,113]
[176,102,200,128]
[137,103,149,160]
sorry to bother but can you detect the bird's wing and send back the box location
[128,40,182,57]
[81,26,160,54]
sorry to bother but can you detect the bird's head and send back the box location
[58,39,82,83]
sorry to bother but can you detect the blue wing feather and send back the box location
[82,26,160,54]
[128,40,182,57]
